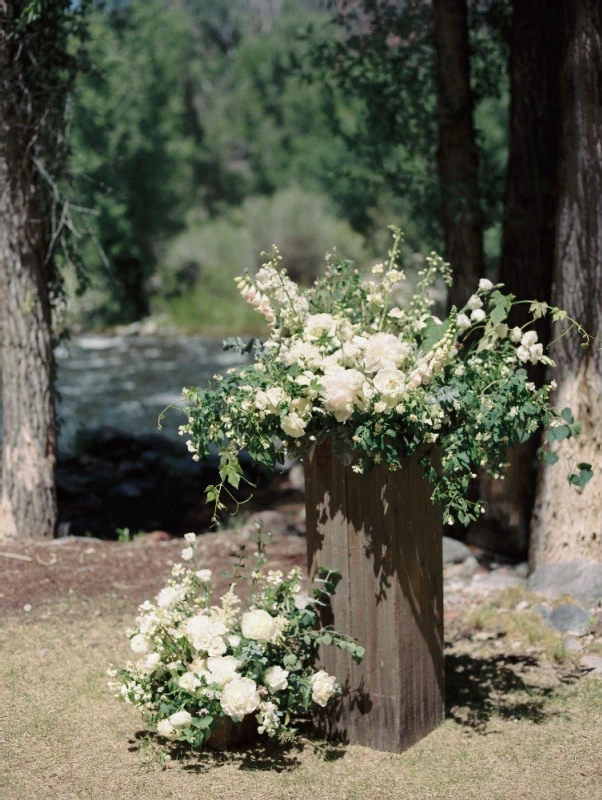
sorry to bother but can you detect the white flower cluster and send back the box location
[110,535,341,748]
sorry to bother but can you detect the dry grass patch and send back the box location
[2,597,601,800]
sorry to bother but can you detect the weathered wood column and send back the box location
[305,441,444,753]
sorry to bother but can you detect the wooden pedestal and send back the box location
[305,441,444,753]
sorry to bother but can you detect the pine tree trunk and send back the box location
[432,0,485,309]
[530,0,602,567]
[476,0,562,558]
[0,2,58,539]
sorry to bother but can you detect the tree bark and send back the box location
[530,0,602,567]
[0,1,58,538]
[474,0,562,559]
[432,0,485,309]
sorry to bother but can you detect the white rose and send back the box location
[220,677,261,719]
[509,326,523,342]
[284,340,321,367]
[255,387,288,414]
[363,333,411,373]
[521,330,538,347]
[305,313,337,340]
[184,532,196,544]
[374,400,387,414]
[281,412,306,439]
[169,710,193,729]
[227,634,241,649]
[241,609,276,641]
[479,278,494,291]
[516,345,531,362]
[457,313,471,330]
[156,586,185,609]
[195,569,212,582]
[207,636,227,657]
[466,294,483,310]
[320,369,364,422]
[470,308,486,323]
[178,671,201,692]
[189,657,209,678]
[264,665,289,693]
[181,547,194,562]
[130,633,151,654]
[207,655,240,686]
[373,367,406,399]
[157,719,177,739]
[139,652,161,674]
[310,670,337,707]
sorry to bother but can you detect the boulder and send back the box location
[548,604,592,636]
[442,536,472,564]
[528,559,602,608]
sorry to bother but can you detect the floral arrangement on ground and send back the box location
[108,529,362,748]
[174,228,592,526]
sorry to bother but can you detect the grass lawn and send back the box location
[2,595,601,800]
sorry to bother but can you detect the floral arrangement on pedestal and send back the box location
[109,529,363,747]
[175,228,592,527]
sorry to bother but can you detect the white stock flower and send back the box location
[521,331,538,347]
[169,710,193,728]
[281,412,306,438]
[255,387,288,414]
[207,655,240,686]
[363,333,411,373]
[130,634,151,654]
[264,666,289,693]
[457,313,471,330]
[178,671,201,692]
[470,308,486,323]
[310,670,337,707]
[181,547,194,562]
[241,609,277,641]
[184,532,196,544]
[320,369,364,422]
[220,677,261,719]
[478,278,494,291]
[529,343,544,363]
[195,569,212,582]
[466,294,483,310]
[157,719,177,739]
[516,345,530,363]
[509,326,522,342]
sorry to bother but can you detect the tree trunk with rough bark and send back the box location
[475,0,562,559]
[530,0,602,567]
[0,1,58,539]
[432,0,485,309]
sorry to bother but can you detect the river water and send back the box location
[52,333,248,449]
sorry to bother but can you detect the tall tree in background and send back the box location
[476,0,562,556]
[0,1,85,538]
[530,0,602,565]
[432,0,484,308]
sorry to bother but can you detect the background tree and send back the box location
[0,1,87,538]
[530,0,602,566]
[432,0,484,308]
[476,0,562,557]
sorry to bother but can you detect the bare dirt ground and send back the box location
[2,531,601,800]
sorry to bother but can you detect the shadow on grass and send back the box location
[445,650,575,733]
[130,729,305,773]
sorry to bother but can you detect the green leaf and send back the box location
[542,450,559,465]
[560,407,574,424]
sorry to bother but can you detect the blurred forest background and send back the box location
[64,0,507,333]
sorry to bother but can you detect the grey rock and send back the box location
[514,562,529,579]
[442,537,472,564]
[534,604,552,622]
[549,604,591,636]
[528,558,602,608]
[564,636,584,653]
[465,572,526,594]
